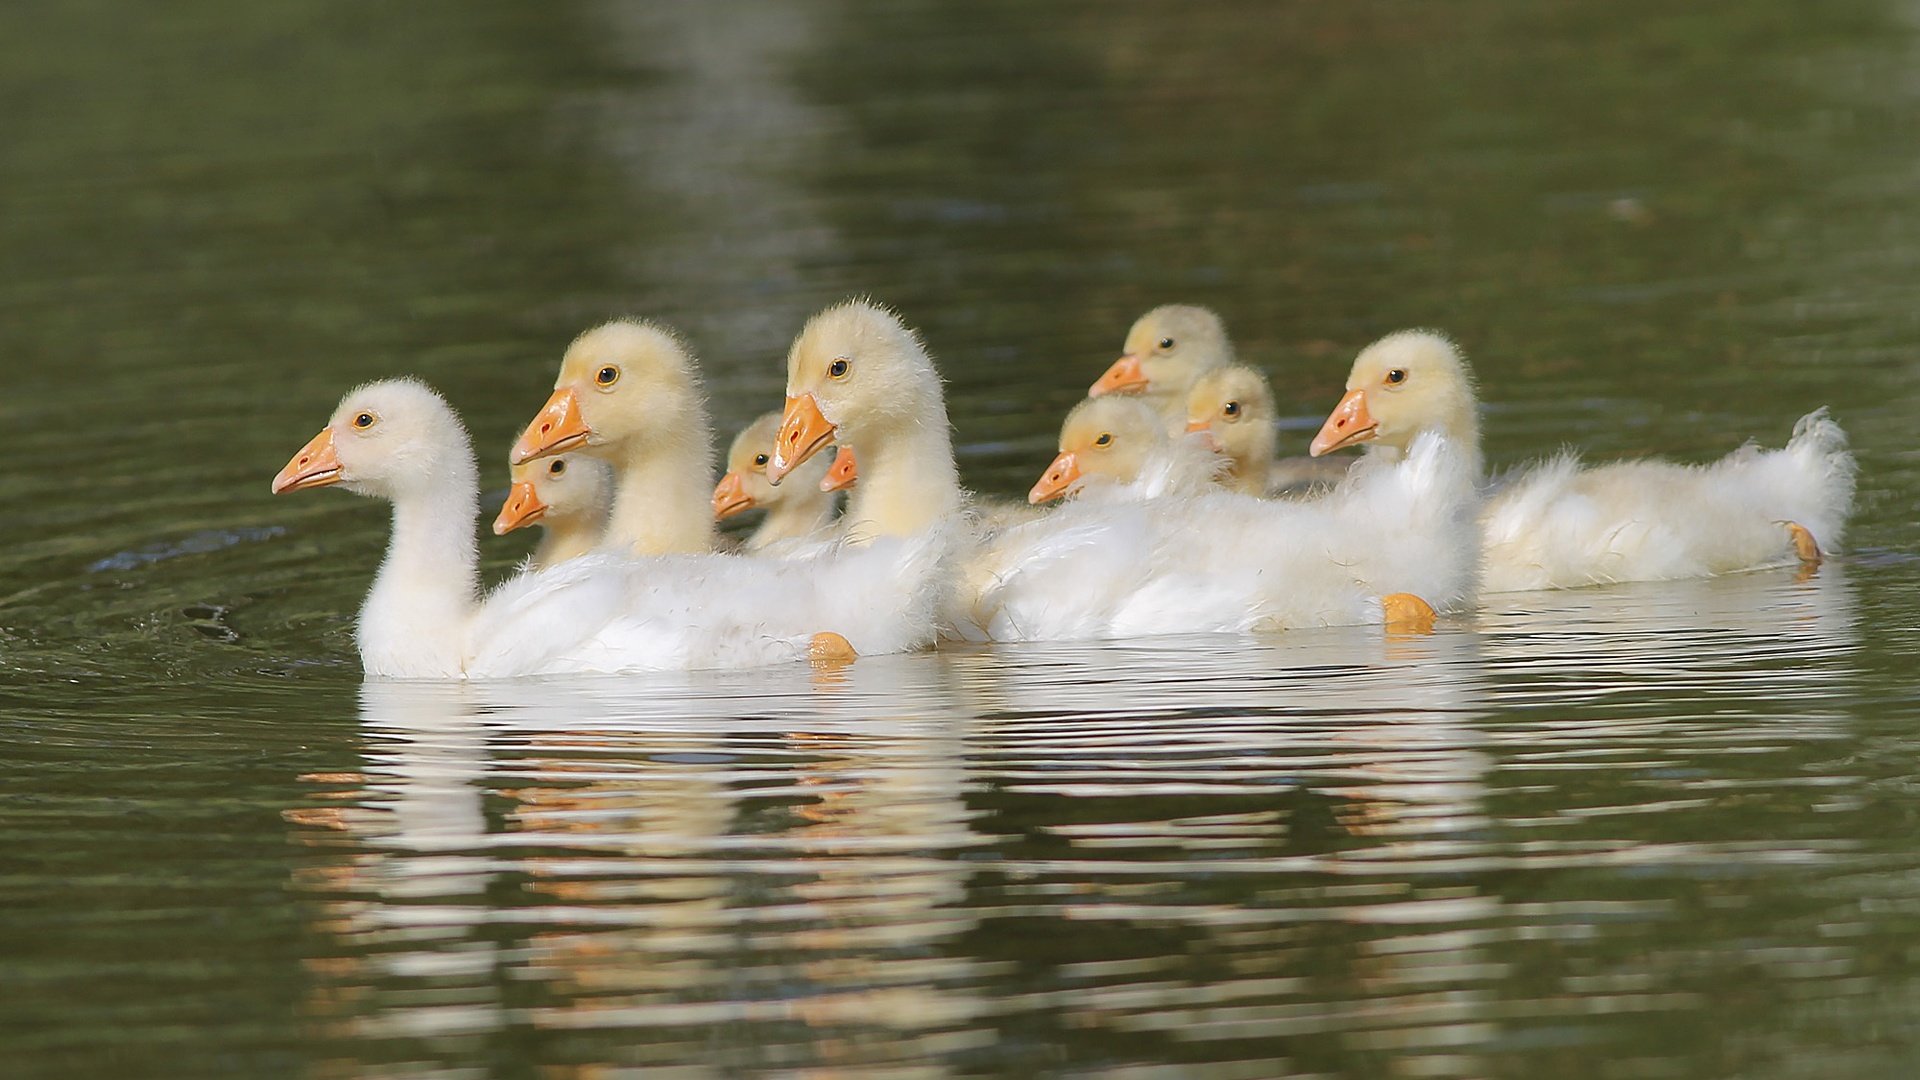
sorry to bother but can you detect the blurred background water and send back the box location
[3,0,1919,1076]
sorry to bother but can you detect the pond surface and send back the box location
[5,0,1920,1076]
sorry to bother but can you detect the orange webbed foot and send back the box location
[1785,521,1823,575]
[808,631,858,667]
[1381,593,1437,636]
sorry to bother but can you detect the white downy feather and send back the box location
[964,431,1480,642]
[1481,408,1855,592]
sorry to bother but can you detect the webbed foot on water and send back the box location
[1785,522,1823,577]
[1381,593,1437,635]
[808,631,858,667]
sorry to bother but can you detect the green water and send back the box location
[4,1,1920,1076]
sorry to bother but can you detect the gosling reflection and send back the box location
[288,681,507,1060]
[944,631,1504,1077]
[279,574,1862,1079]
[289,662,987,1074]
[1477,565,1861,720]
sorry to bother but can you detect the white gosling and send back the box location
[768,299,968,543]
[713,410,840,550]
[1029,395,1222,505]
[511,320,718,555]
[1185,364,1349,496]
[1088,304,1234,424]
[274,379,950,678]
[492,452,613,569]
[1307,330,1854,591]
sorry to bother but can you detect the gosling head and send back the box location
[768,299,941,484]
[512,319,706,465]
[1089,304,1233,400]
[1310,330,1476,457]
[1185,364,1277,462]
[713,410,831,520]
[1029,396,1167,504]
[273,379,472,501]
[494,452,612,535]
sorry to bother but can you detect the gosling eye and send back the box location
[595,365,620,387]
[753,453,769,468]
[1385,368,1408,385]
[827,357,851,379]
[1093,432,1114,447]
[1157,337,1175,350]
[352,412,376,430]
[548,459,567,476]
[1222,401,1241,419]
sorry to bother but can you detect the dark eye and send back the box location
[596,365,620,386]
[1386,369,1407,385]
[753,453,769,467]
[352,412,375,429]
[1222,401,1241,418]
[1094,432,1113,447]
[1158,337,1175,350]
[827,358,850,379]
[548,459,567,476]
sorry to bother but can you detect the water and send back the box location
[5,0,1920,1075]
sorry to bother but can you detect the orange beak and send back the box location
[511,386,590,465]
[822,445,857,493]
[1029,451,1083,504]
[272,428,343,495]
[767,393,835,486]
[712,471,754,520]
[1089,354,1148,396]
[493,481,548,535]
[1310,388,1378,457]
[1185,416,1221,452]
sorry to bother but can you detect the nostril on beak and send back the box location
[540,422,551,434]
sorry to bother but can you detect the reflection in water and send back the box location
[286,567,1866,1075]
[583,0,841,367]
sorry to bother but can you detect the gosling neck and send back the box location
[748,489,840,549]
[1444,402,1483,472]
[1131,441,1221,500]
[842,412,963,540]
[1375,409,1484,477]
[531,518,603,568]
[360,466,481,679]
[1225,422,1277,496]
[602,416,718,555]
